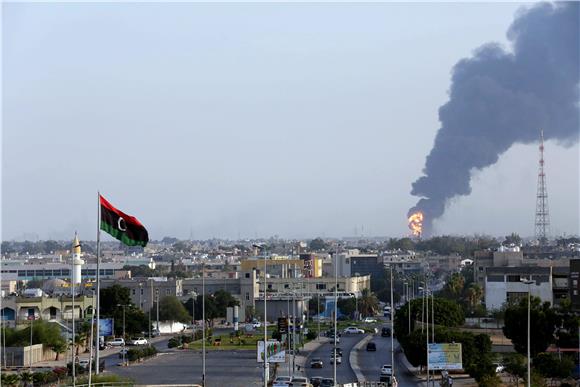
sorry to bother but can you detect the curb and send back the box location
[349,334,373,384]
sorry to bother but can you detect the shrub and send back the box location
[168,337,181,348]
[306,330,317,341]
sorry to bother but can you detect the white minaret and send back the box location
[72,233,85,285]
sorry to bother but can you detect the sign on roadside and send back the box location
[257,340,285,363]
[278,317,288,334]
[428,343,462,370]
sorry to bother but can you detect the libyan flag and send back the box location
[100,195,149,247]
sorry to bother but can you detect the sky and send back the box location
[2,2,578,242]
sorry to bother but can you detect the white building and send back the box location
[485,266,553,310]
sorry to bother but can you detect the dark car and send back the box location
[366,341,377,351]
[331,347,343,357]
[310,377,323,387]
[320,378,334,387]
[310,358,323,368]
[381,327,392,337]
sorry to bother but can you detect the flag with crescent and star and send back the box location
[100,194,149,247]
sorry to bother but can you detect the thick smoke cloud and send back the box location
[409,2,579,235]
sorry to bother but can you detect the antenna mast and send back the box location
[534,129,550,244]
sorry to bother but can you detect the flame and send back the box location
[408,211,424,237]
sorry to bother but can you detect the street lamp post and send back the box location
[116,304,128,366]
[404,282,410,335]
[521,278,534,387]
[390,265,395,380]
[253,244,268,387]
[202,262,206,387]
[334,247,339,387]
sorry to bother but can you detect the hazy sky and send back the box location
[2,2,578,241]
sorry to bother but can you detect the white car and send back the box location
[343,327,365,334]
[273,376,291,386]
[107,338,125,347]
[363,317,377,323]
[78,359,91,369]
[130,337,148,345]
[381,364,393,375]
[330,354,342,365]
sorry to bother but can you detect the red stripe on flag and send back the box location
[99,195,145,227]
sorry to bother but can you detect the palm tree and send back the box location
[465,284,483,310]
[446,273,465,299]
[358,289,379,317]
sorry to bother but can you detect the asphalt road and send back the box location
[304,334,364,385]
[110,348,262,387]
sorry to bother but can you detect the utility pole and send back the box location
[333,247,338,387]
[156,289,160,333]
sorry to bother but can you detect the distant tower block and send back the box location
[72,233,85,284]
[535,129,550,243]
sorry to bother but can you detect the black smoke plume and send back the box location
[410,2,579,235]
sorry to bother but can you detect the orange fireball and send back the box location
[408,211,424,237]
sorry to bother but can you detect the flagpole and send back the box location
[95,192,101,374]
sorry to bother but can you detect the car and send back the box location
[494,363,505,373]
[309,377,323,387]
[363,317,377,323]
[78,359,91,369]
[343,326,365,334]
[381,327,392,337]
[273,376,292,386]
[330,354,342,365]
[151,329,160,337]
[330,347,343,357]
[107,338,125,347]
[320,379,334,387]
[289,376,309,386]
[366,342,377,351]
[310,358,323,368]
[252,321,262,329]
[380,374,398,386]
[381,364,393,376]
[327,332,341,343]
[130,337,148,346]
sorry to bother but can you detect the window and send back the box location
[507,275,521,282]
[573,280,578,286]
[140,288,144,295]
[165,289,170,295]
[574,290,578,296]
[245,273,250,278]
[284,284,289,289]
[245,292,250,301]
[132,289,136,295]
[316,283,326,290]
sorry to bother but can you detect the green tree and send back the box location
[308,295,325,316]
[533,352,574,379]
[100,285,132,316]
[156,296,191,323]
[337,297,356,317]
[445,273,465,300]
[465,284,484,311]
[503,297,557,357]
[308,238,328,251]
[213,290,239,316]
[358,289,379,317]
[504,233,522,245]
[504,353,526,386]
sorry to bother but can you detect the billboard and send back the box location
[257,340,285,363]
[428,343,462,370]
[99,318,114,337]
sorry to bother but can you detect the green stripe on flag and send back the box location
[100,221,147,247]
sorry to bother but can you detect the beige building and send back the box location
[1,295,95,327]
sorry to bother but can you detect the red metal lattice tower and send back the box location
[535,129,550,243]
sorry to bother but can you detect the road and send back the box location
[109,347,261,387]
[304,334,364,384]
[104,330,266,386]
[356,331,420,386]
